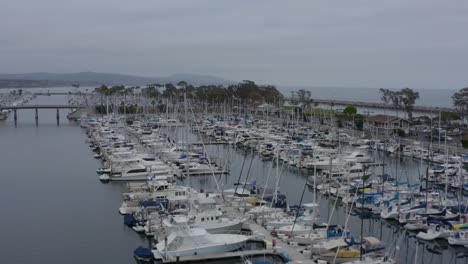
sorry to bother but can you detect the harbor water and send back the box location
[0,95,146,264]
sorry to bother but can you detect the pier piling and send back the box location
[35,108,38,125]
[56,108,60,125]
[13,109,17,125]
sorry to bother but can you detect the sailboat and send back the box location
[275,203,320,236]
[312,236,386,264]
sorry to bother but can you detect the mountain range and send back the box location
[0,72,236,88]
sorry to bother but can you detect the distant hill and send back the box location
[0,71,236,88]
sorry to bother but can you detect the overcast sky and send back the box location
[1,0,468,89]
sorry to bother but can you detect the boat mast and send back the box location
[444,132,448,201]
[359,165,366,261]
[184,93,190,180]
[273,143,280,205]
[166,98,170,147]
[306,164,317,241]
[290,175,308,237]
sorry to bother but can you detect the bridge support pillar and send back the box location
[35,108,38,125]
[56,108,60,125]
[13,109,17,125]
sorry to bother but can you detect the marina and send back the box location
[83,105,468,264]
[2,2,468,263]
[1,89,468,264]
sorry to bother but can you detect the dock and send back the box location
[220,202,312,263]
[246,219,310,262]
[189,141,229,145]
[179,170,229,177]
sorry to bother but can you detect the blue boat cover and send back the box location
[327,229,346,238]
[247,180,257,186]
[140,200,162,207]
[264,194,288,208]
[251,261,272,264]
[279,252,291,261]
[133,247,153,259]
[447,205,468,212]
[410,203,427,210]
[364,191,384,197]
[124,215,138,226]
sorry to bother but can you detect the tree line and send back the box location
[94,80,284,104]
[379,88,420,120]
[92,82,468,129]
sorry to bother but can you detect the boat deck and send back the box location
[179,170,229,177]
[246,219,310,262]
[222,202,312,262]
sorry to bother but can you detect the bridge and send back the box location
[33,92,85,96]
[0,104,85,125]
[0,104,83,110]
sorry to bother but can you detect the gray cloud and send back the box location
[1,0,468,88]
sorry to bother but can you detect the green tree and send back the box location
[290,89,314,121]
[95,84,109,95]
[343,105,357,116]
[259,85,283,104]
[142,84,161,98]
[109,85,125,95]
[177,81,188,87]
[380,88,419,120]
[354,118,364,131]
[399,88,419,120]
[295,89,313,108]
[337,119,343,128]
[440,111,460,123]
[380,88,401,116]
[162,83,178,98]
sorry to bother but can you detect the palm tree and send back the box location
[177,81,188,87]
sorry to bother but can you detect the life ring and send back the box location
[435,225,441,232]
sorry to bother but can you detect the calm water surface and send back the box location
[0,95,147,264]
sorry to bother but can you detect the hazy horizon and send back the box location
[2,1,468,89]
[0,71,465,91]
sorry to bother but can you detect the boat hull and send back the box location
[153,238,247,259]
